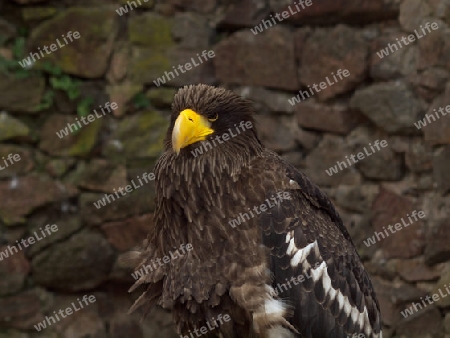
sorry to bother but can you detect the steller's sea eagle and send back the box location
[127,84,382,338]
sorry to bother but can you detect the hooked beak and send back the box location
[172,109,214,155]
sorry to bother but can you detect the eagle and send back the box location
[127,84,382,338]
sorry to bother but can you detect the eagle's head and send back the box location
[165,84,261,157]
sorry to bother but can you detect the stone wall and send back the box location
[0,0,449,337]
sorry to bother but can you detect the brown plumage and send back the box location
[127,84,382,338]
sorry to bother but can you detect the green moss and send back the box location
[103,111,169,161]
[28,8,118,78]
[132,92,151,109]
[147,87,176,108]
[68,118,102,157]
[22,7,58,21]
[129,13,174,47]
[31,8,116,40]
[0,211,25,226]
[54,159,76,177]
[0,112,30,141]
[50,52,80,75]
[0,73,45,113]
[130,47,172,83]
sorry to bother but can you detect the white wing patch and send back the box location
[290,241,316,268]
[283,235,381,337]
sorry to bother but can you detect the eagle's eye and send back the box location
[208,114,218,122]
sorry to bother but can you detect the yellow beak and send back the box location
[172,109,214,154]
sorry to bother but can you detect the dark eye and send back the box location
[208,113,218,122]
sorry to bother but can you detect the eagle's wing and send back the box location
[256,151,382,338]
